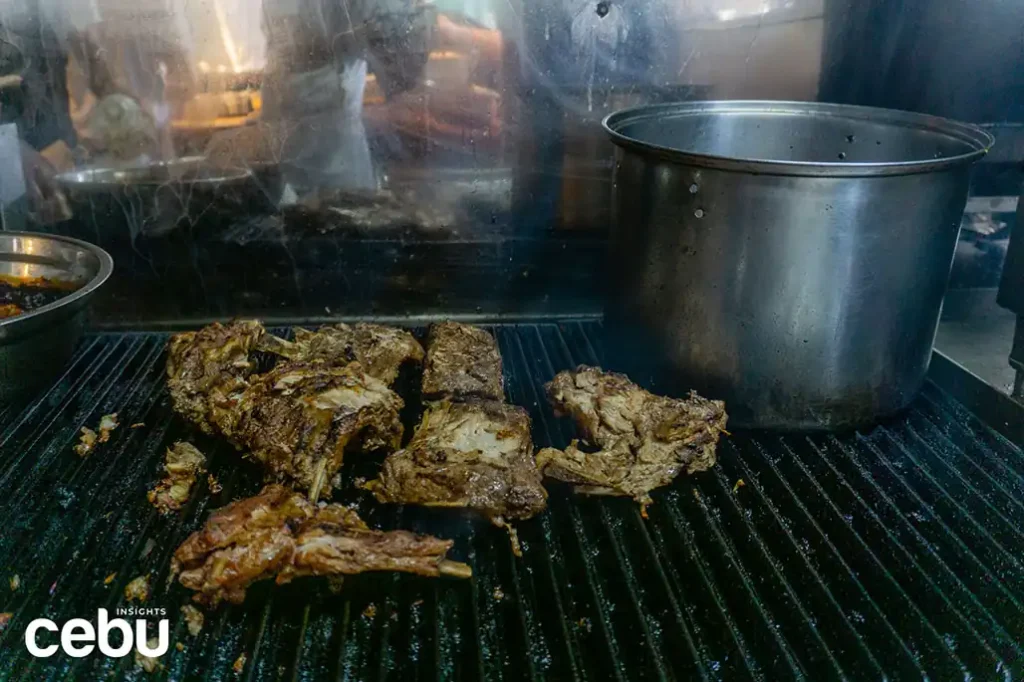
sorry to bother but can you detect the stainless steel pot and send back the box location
[602,101,993,429]
[0,233,113,403]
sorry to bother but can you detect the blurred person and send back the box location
[0,0,182,220]
[206,0,431,197]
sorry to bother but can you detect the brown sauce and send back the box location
[0,275,78,320]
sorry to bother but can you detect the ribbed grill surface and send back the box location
[0,322,1022,680]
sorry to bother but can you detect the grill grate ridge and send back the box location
[801,435,1005,666]
[773,436,972,676]
[0,324,1021,680]
[826,433,1024,662]
[857,430,1024,605]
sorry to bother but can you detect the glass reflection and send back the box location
[0,0,839,240]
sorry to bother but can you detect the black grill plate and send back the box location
[0,322,1022,680]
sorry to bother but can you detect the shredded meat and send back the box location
[536,366,727,513]
[217,361,404,499]
[98,413,119,442]
[74,427,98,457]
[166,321,412,497]
[166,320,266,435]
[172,485,470,607]
[148,442,207,514]
[124,575,150,602]
[181,604,204,636]
[421,322,504,401]
[368,400,547,524]
[260,323,423,385]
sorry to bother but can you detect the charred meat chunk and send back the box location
[172,485,314,607]
[218,361,404,500]
[148,442,207,514]
[537,366,727,513]
[280,505,472,583]
[421,322,503,401]
[166,320,266,435]
[261,323,424,385]
[368,400,547,526]
[172,485,470,607]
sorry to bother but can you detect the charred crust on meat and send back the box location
[260,323,423,385]
[367,399,548,526]
[166,320,266,435]
[172,484,470,607]
[166,320,407,498]
[222,361,404,498]
[539,366,727,510]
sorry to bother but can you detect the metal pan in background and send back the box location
[55,156,260,241]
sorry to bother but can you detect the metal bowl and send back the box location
[0,233,113,403]
[56,157,258,240]
[55,155,253,190]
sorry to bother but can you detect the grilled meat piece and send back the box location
[181,604,204,636]
[148,442,207,514]
[166,321,406,498]
[421,322,503,401]
[216,361,404,499]
[172,484,470,607]
[166,320,266,434]
[537,366,727,512]
[367,400,548,527]
[74,427,98,457]
[280,506,473,583]
[260,323,424,385]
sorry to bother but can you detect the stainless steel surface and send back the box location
[604,101,993,429]
[0,232,113,402]
[604,101,993,176]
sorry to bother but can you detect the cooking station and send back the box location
[1,0,1024,679]
[0,322,1020,679]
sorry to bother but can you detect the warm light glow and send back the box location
[197,61,210,73]
[213,0,242,74]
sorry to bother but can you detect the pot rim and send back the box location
[603,100,995,177]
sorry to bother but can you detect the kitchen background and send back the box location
[0,0,1021,387]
